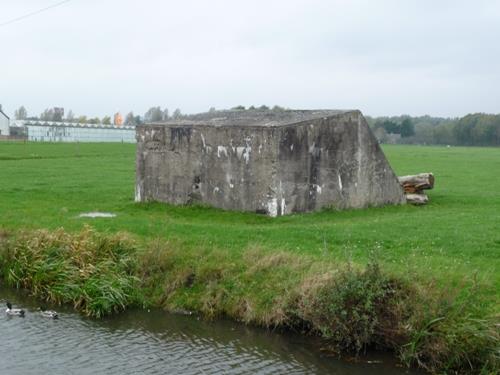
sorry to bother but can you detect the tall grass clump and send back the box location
[0,226,140,317]
[291,261,413,353]
[400,281,500,374]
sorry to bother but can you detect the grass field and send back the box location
[0,142,498,289]
[0,142,498,372]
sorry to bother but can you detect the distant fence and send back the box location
[0,135,28,142]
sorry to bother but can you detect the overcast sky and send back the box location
[1,0,499,119]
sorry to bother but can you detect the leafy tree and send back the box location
[400,118,415,137]
[433,123,454,145]
[454,114,478,145]
[102,116,111,125]
[208,107,216,113]
[162,108,169,121]
[87,117,100,124]
[374,119,400,134]
[77,115,87,124]
[231,105,245,110]
[258,105,270,110]
[14,106,27,120]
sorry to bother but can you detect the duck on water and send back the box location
[5,302,25,317]
[39,307,58,319]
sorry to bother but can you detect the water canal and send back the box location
[0,286,421,374]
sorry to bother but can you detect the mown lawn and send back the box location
[0,142,498,292]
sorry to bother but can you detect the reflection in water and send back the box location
[0,285,419,375]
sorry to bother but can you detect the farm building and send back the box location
[10,120,135,143]
[0,108,9,136]
[136,109,406,216]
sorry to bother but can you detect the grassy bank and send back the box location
[0,142,499,372]
[0,227,498,373]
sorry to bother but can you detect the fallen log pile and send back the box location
[397,173,434,205]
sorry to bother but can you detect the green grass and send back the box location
[0,142,498,291]
[0,141,499,373]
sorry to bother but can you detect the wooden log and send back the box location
[406,193,429,205]
[398,173,434,193]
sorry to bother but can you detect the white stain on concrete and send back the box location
[267,198,278,217]
[200,133,206,148]
[217,146,228,158]
[135,183,141,202]
[213,186,220,194]
[338,174,343,190]
[290,144,294,151]
[236,146,251,164]
[313,184,322,194]
[281,198,286,215]
[242,147,251,163]
[236,146,245,158]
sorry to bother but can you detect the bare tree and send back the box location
[14,106,28,120]
[172,108,182,119]
[144,106,163,122]
[40,108,54,121]
[125,112,137,125]
[66,110,75,122]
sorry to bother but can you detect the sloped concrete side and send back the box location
[274,111,405,214]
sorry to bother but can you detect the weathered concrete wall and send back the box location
[135,110,405,216]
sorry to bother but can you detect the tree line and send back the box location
[10,104,285,125]
[9,105,500,146]
[11,106,184,126]
[367,114,500,147]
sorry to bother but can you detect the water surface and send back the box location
[0,286,420,374]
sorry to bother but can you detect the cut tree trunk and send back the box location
[398,173,434,193]
[405,193,429,205]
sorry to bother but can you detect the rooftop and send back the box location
[11,119,135,130]
[149,109,356,127]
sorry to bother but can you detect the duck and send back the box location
[39,307,58,319]
[6,302,25,317]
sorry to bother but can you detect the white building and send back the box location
[0,108,9,136]
[11,120,136,143]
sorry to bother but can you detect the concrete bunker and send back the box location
[135,110,406,216]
